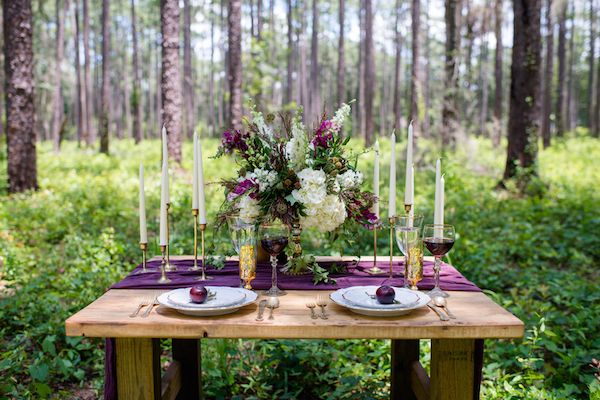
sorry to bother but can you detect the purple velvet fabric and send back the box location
[104,258,482,399]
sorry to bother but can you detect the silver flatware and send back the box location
[141,296,159,318]
[316,295,328,319]
[432,296,456,319]
[267,297,279,320]
[427,303,449,321]
[129,298,150,318]
[255,299,268,321]
[306,302,318,319]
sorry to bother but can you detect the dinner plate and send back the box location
[158,288,258,317]
[341,286,420,309]
[330,287,430,317]
[167,287,246,308]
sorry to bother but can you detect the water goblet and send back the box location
[423,224,456,298]
[395,214,423,284]
[260,222,289,296]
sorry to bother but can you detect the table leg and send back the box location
[115,338,161,400]
[430,339,482,400]
[172,338,202,400]
[390,339,419,400]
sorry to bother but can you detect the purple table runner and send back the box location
[105,258,482,399]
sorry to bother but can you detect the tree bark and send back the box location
[363,0,374,145]
[52,0,66,152]
[3,0,38,193]
[478,7,490,138]
[493,0,504,145]
[99,0,110,154]
[442,0,461,146]
[183,0,194,140]
[503,0,542,182]
[423,0,431,136]
[209,0,216,134]
[588,0,596,134]
[555,1,567,136]
[566,0,576,131]
[74,0,84,147]
[337,0,345,106]
[228,0,242,130]
[410,0,421,134]
[161,0,183,162]
[131,0,143,143]
[286,0,294,104]
[309,0,321,123]
[393,0,403,131]
[541,0,554,148]
[83,0,93,145]
[358,0,366,138]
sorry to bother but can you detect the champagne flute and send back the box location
[227,216,257,289]
[260,222,289,296]
[395,214,423,285]
[423,224,456,298]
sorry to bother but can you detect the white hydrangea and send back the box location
[251,109,273,137]
[301,195,347,232]
[251,168,278,192]
[285,119,308,171]
[292,168,327,205]
[331,103,351,127]
[237,194,260,222]
[337,170,363,190]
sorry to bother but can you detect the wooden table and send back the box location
[65,257,524,400]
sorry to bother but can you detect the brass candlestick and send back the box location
[389,216,396,279]
[190,209,200,271]
[136,242,149,274]
[164,202,175,271]
[158,245,171,284]
[196,223,213,281]
[366,222,384,275]
[403,204,413,287]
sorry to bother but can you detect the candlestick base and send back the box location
[196,223,214,281]
[366,224,384,275]
[158,245,171,284]
[189,209,201,271]
[134,242,151,274]
[164,203,176,272]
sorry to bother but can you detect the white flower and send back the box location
[301,195,347,232]
[292,168,327,205]
[285,119,308,171]
[252,168,278,192]
[337,170,363,190]
[251,109,273,137]
[237,194,260,222]
[331,103,351,127]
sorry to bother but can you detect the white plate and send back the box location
[342,286,420,309]
[330,287,430,317]
[167,287,246,308]
[158,288,258,317]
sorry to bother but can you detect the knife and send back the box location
[255,300,268,321]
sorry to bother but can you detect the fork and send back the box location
[129,296,151,318]
[316,295,328,319]
[305,302,318,319]
[141,296,159,318]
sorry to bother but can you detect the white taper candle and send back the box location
[389,132,397,218]
[139,164,147,243]
[373,140,380,219]
[197,136,207,224]
[404,121,414,205]
[192,132,199,210]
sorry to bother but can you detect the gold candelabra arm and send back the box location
[404,204,412,214]
[164,203,174,271]
[139,242,148,273]
[158,245,171,284]
[389,216,396,279]
[196,223,213,281]
[191,209,199,271]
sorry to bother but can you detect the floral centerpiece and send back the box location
[216,103,377,274]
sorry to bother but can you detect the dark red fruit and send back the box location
[190,285,208,303]
[375,285,396,304]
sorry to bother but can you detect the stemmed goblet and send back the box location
[227,216,258,289]
[395,214,423,285]
[260,222,289,297]
[422,224,456,298]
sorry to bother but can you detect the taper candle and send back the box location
[388,131,397,218]
[161,125,170,204]
[197,136,207,224]
[139,164,147,243]
[159,160,168,246]
[404,121,414,205]
[434,159,444,238]
[373,140,380,218]
[192,131,199,210]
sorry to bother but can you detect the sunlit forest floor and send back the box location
[0,135,599,399]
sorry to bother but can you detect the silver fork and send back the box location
[141,296,159,318]
[316,295,328,319]
[427,303,450,321]
[129,296,151,318]
[305,302,318,319]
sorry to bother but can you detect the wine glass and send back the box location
[227,216,258,289]
[422,224,456,298]
[395,214,423,285]
[260,222,289,296]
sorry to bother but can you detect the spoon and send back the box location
[432,296,456,319]
[267,297,279,320]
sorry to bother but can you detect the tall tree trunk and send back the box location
[309,0,321,123]
[228,0,242,130]
[364,0,374,145]
[209,0,216,134]
[358,0,366,138]
[131,0,143,143]
[566,0,576,131]
[595,17,600,137]
[478,7,490,137]
[442,0,461,146]
[541,0,554,148]
[183,0,194,139]
[161,0,182,162]
[410,0,421,134]
[219,0,226,128]
[393,0,403,131]
[555,1,567,136]
[337,0,345,106]
[503,0,542,182]
[74,0,84,147]
[99,0,110,154]
[3,0,37,193]
[588,0,596,134]
[286,0,294,104]
[257,0,263,39]
[52,0,66,152]
[297,0,309,114]
[493,0,504,145]
[83,0,93,145]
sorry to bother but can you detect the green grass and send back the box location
[0,136,599,399]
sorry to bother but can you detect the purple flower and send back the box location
[221,130,249,155]
[227,179,257,201]
[311,120,334,148]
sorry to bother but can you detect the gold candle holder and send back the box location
[136,242,149,274]
[158,245,171,284]
[196,223,213,281]
[403,203,412,286]
[190,209,200,271]
[164,202,175,272]
[389,216,396,279]
[366,222,384,275]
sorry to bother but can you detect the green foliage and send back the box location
[0,137,599,398]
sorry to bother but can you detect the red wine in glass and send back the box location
[261,237,288,256]
[423,237,454,256]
